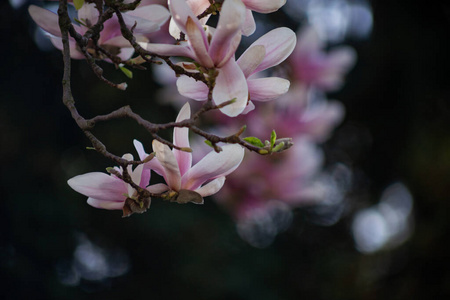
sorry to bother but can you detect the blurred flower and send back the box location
[28,2,170,61]
[289,25,356,91]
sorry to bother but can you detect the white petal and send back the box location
[237,45,265,78]
[87,198,125,210]
[29,5,63,37]
[147,183,170,194]
[173,103,192,177]
[181,144,244,190]
[213,59,249,117]
[248,77,290,101]
[195,177,226,197]
[248,27,297,74]
[242,0,286,13]
[68,172,126,201]
[176,76,209,100]
[153,140,181,190]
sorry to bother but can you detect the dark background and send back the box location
[1,0,450,299]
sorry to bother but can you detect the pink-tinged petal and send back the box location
[213,59,249,117]
[28,5,62,37]
[153,140,181,190]
[242,9,256,36]
[176,76,209,100]
[173,103,192,177]
[50,36,85,59]
[126,5,170,28]
[237,45,265,78]
[241,100,255,114]
[249,27,297,74]
[147,183,170,194]
[187,0,211,16]
[169,0,202,36]
[186,17,214,68]
[133,139,148,161]
[78,3,99,26]
[102,35,148,48]
[68,172,127,201]
[133,139,166,176]
[181,144,245,190]
[195,177,226,197]
[242,0,286,13]
[121,13,161,34]
[145,43,194,59]
[248,77,290,101]
[209,0,245,67]
[140,168,151,188]
[87,198,125,210]
[116,47,135,61]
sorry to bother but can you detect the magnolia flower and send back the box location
[134,103,245,204]
[67,154,151,217]
[172,0,287,36]
[28,3,170,60]
[145,0,250,116]
[177,27,297,114]
[290,26,357,91]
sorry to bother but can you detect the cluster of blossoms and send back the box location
[28,0,356,236]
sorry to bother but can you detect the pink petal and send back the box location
[185,17,214,68]
[133,139,166,176]
[50,36,85,59]
[181,144,245,190]
[248,77,290,101]
[208,0,245,67]
[68,172,127,201]
[87,198,125,210]
[249,27,297,74]
[242,9,256,36]
[237,45,265,78]
[195,177,226,197]
[176,76,209,100]
[153,140,181,191]
[147,183,170,194]
[126,5,170,28]
[169,0,205,39]
[242,0,286,13]
[173,103,192,177]
[213,59,249,117]
[77,3,99,26]
[145,42,194,59]
[28,5,63,37]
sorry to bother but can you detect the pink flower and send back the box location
[67,154,151,212]
[290,26,357,91]
[240,0,287,36]
[176,27,297,114]
[145,0,250,116]
[28,3,170,60]
[133,103,245,203]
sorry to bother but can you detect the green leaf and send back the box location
[244,137,265,148]
[73,0,85,10]
[270,130,277,148]
[119,65,133,79]
[272,142,285,153]
[86,147,95,150]
[204,140,213,148]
